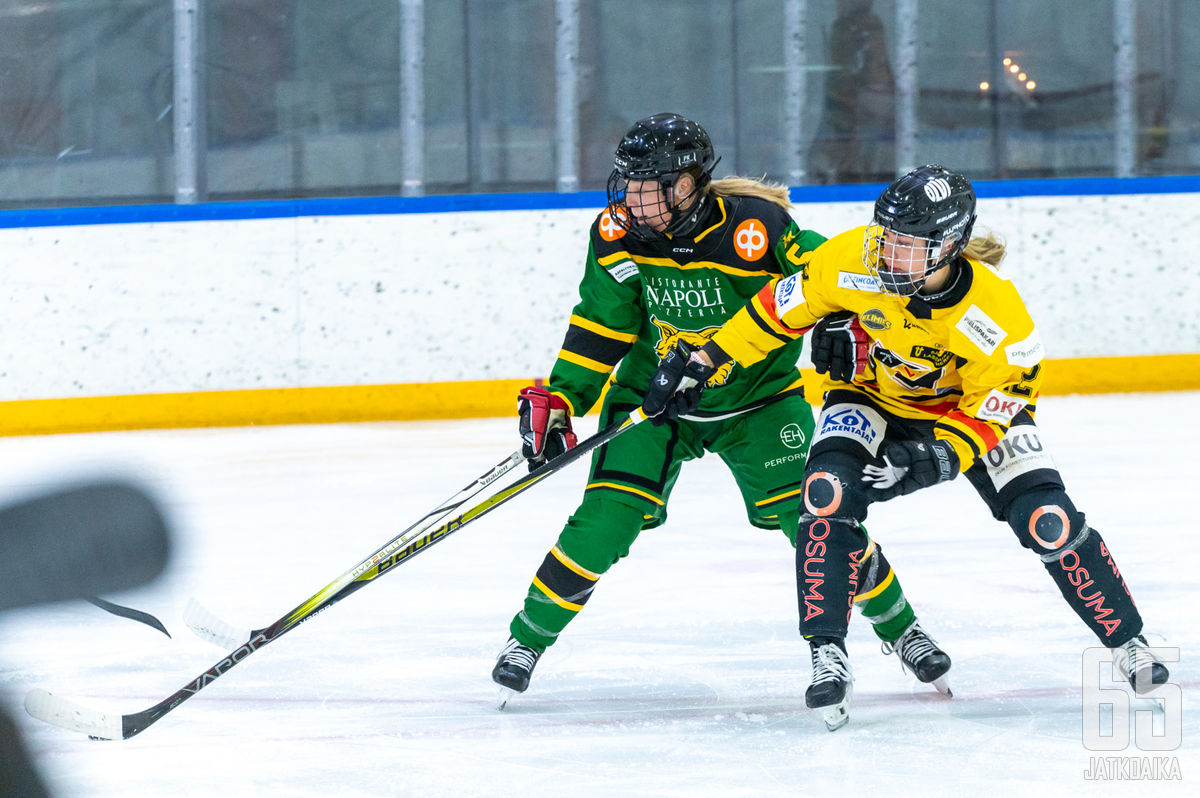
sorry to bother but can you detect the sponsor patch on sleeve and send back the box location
[976,388,1029,424]
[1005,328,1044,367]
[836,271,882,293]
[773,274,806,316]
[955,304,1006,356]
[605,259,639,283]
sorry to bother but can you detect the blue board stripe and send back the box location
[3,174,1198,229]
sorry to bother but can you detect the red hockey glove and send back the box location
[810,311,871,383]
[517,386,577,471]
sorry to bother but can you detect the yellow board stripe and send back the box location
[2,354,1197,437]
[569,314,638,343]
[532,576,584,611]
[551,544,601,581]
[586,481,666,505]
[558,348,614,374]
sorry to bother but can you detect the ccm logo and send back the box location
[977,389,1028,423]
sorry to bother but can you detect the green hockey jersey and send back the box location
[546,191,826,417]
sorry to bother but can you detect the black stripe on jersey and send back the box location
[757,480,807,510]
[938,422,984,462]
[747,302,796,346]
[535,550,597,608]
[562,324,633,367]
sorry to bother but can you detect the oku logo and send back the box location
[977,388,1028,423]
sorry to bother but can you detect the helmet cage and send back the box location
[863,164,976,296]
[863,223,962,297]
[605,113,718,241]
[605,170,707,241]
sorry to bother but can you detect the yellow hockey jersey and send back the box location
[710,226,1046,470]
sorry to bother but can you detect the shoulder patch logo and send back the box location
[1005,328,1044,368]
[774,274,805,317]
[734,218,769,262]
[598,207,628,242]
[605,259,639,283]
[955,304,1006,356]
[859,308,891,331]
[836,271,881,293]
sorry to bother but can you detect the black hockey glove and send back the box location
[518,386,577,471]
[861,439,959,498]
[641,342,716,426]
[810,311,871,383]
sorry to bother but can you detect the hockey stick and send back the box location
[25,409,647,740]
[185,446,529,649]
[85,596,171,638]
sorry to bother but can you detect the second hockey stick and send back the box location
[26,408,647,741]
[85,596,172,638]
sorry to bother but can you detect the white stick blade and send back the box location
[24,689,122,740]
[183,597,250,649]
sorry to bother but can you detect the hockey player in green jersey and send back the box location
[493,113,950,707]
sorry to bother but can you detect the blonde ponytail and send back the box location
[707,176,791,210]
[963,231,1007,267]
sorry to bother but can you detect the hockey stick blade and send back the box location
[86,596,171,638]
[183,598,249,650]
[25,689,123,741]
[25,412,644,740]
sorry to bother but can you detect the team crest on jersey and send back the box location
[859,308,891,331]
[909,344,953,368]
[651,318,735,388]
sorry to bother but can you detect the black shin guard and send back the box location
[797,516,868,639]
[1007,488,1143,645]
[1041,526,1144,645]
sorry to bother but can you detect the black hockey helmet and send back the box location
[863,164,977,296]
[606,113,720,240]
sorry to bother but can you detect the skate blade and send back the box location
[821,701,850,732]
[496,686,517,710]
[931,675,953,697]
[817,685,853,732]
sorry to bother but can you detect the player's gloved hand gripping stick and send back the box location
[25,409,648,741]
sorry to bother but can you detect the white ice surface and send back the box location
[0,392,1196,797]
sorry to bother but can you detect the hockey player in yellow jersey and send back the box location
[641,164,1170,731]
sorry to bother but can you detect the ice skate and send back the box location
[881,620,952,696]
[805,638,853,731]
[492,636,543,709]
[1113,634,1170,694]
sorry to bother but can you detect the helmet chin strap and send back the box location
[665,184,707,238]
